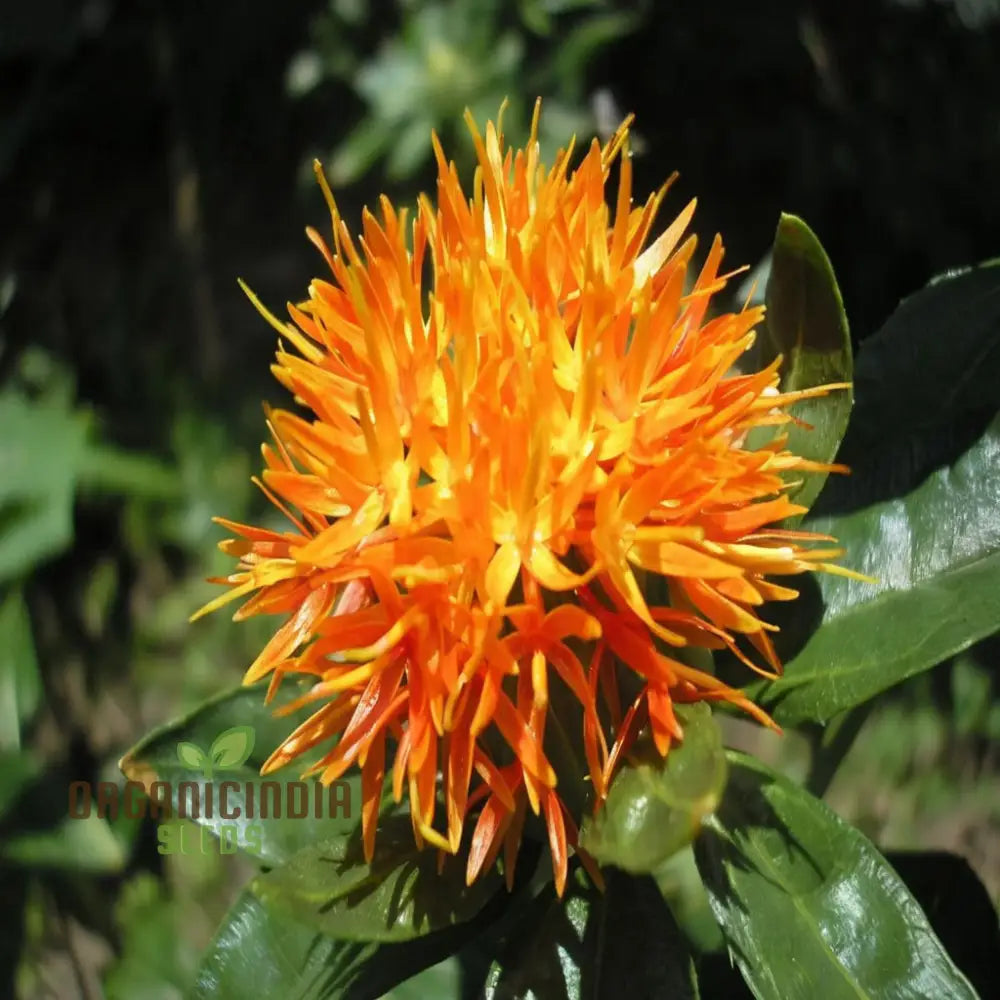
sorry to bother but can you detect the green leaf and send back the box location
[384,117,437,182]
[384,958,460,1000]
[0,390,176,581]
[0,812,125,873]
[0,392,86,581]
[77,443,180,500]
[484,869,697,999]
[550,12,640,98]
[656,846,725,954]
[695,753,978,1000]
[254,813,502,943]
[191,876,519,999]
[823,258,1000,506]
[756,410,1000,726]
[579,703,727,874]
[329,118,395,185]
[0,589,41,750]
[190,889,375,1000]
[748,260,1000,725]
[0,757,125,874]
[760,213,853,513]
[176,742,208,772]
[210,725,256,770]
[121,683,360,865]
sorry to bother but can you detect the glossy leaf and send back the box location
[484,869,697,999]
[579,703,726,873]
[192,873,518,999]
[254,813,502,943]
[120,682,360,865]
[695,753,978,1000]
[761,213,853,513]
[757,410,1000,726]
[821,258,1000,512]
[749,260,1000,724]
[190,889,377,1000]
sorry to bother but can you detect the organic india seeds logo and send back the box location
[70,725,353,857]
[176,725,255,779]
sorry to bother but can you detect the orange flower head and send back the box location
[198,102,852,896]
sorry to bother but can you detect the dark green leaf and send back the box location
[761,213,853,513]
[756,412,1000,725]
[121,683,360,865]
[191,873,522,999]
[748,260,1000,724]
[254,813,502,943]
[695,753,978,1000]
[484,868,697,999]
[190,889,377,1000]
[817,259,1000,516]
[579,703,726,873]
[0,589,41,750]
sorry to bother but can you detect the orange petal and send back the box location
[544,791,569,897]
[244,584,335,684]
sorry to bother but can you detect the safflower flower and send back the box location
[196,101,854,896]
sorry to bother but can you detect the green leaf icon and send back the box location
[177,741,208,772]
[210,725,255,771]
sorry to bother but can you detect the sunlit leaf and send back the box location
[759,213,853,514]
[695,753,978,1000]
[192,873,518,999]
[254,814,502,943]
[752,260,1000,725]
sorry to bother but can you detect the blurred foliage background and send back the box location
[1,0,999,996]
